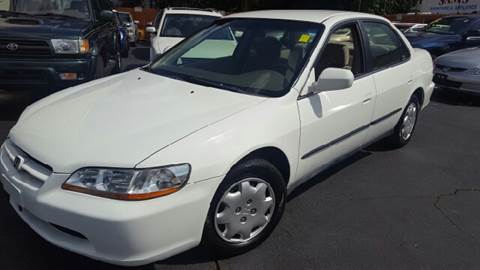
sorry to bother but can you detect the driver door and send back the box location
[296,22,375,180]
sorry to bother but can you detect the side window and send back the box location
[469,21,480,32]
[98,0,111,10]
[315,24,364,79]
[363,22,410,71]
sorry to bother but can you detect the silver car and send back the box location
[118,11,137,45]
[434,47,480,96]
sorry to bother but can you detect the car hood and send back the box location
[9,69,265,173]
[0,16,90,38]
[436,47,480,69]
[405,31,460,47]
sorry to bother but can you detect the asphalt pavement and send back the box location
[1,46,480,270]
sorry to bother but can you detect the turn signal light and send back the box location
[80,39,90,54]
[59,73,78,80]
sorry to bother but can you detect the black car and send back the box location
[0,0,123,95]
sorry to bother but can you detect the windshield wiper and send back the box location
[0,10,36,18]
[33,13,78,19]
[148,68,254,95]
[180,74,250,94]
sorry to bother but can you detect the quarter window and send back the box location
[363,22,410,71]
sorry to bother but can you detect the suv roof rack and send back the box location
[166,7,217,12]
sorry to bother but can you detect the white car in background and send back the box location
[0,10,434,266]
[434,46,480,96]
[147,7,223,60]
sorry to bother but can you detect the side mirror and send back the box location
[123,22,131,27]
[310,68,354,93]
[99,10,114,21]
[146,26,157,34]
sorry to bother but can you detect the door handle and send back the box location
[362,98,372,104]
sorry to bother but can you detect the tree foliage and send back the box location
[351,0,421,14]
[149,0,420,14]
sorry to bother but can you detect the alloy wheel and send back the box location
[400,102,418,141]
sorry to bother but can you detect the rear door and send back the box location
[360,20,413,140]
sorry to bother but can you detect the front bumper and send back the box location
[0,57,95,93]
[433,71,480,96]
[0,142,222,266]
[127,31,136,42]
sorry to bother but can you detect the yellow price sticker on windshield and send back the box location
[299,34,311,43]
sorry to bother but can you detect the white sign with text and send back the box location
[418,0,480,14]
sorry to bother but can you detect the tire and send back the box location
[121,45,129,58]
[388,95,420,148]
[202,159,286,258]
[113,50,122,74]
[94,56,104,79]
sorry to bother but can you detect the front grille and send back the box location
[0,140,52,189]
[0,39,52,57]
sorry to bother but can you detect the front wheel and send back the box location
[113,50,122,74]
[388,95,420,148]
[202,159,286,258]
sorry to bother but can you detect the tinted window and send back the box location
[150,19,323,97]
[425,17,473,35]
[363,22,409,70]
[316,24,364,78]
[119,13,132,23]
[161,14,218,38]
[471,20,480,31]
[6,0,91,19]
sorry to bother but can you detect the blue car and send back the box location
[405,15,480,58]
[113,11,129,58]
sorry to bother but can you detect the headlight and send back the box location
[62,164,191,200]
[467,67,480,76]
[51,39,89,54]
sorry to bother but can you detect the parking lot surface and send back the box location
[1,46,480,270]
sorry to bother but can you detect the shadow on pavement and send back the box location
[132,47,150,62]
[287,151,371,202]
[0,90,32,121]
[432,88,480,107]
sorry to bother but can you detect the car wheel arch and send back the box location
[412,87,425,107]
[226,147,291,186]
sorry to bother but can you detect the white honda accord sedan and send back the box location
[0,10,434,266]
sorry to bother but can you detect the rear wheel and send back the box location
[202,159,286,258]
[388,95,420,148]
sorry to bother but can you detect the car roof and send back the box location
[225,10,385,24]
[163,7,223,17]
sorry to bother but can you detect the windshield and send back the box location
[119,13,132,24]
[161,14,219,38]
[0,0,90,19]
[149,19,323,97]
[424,17,472,35]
